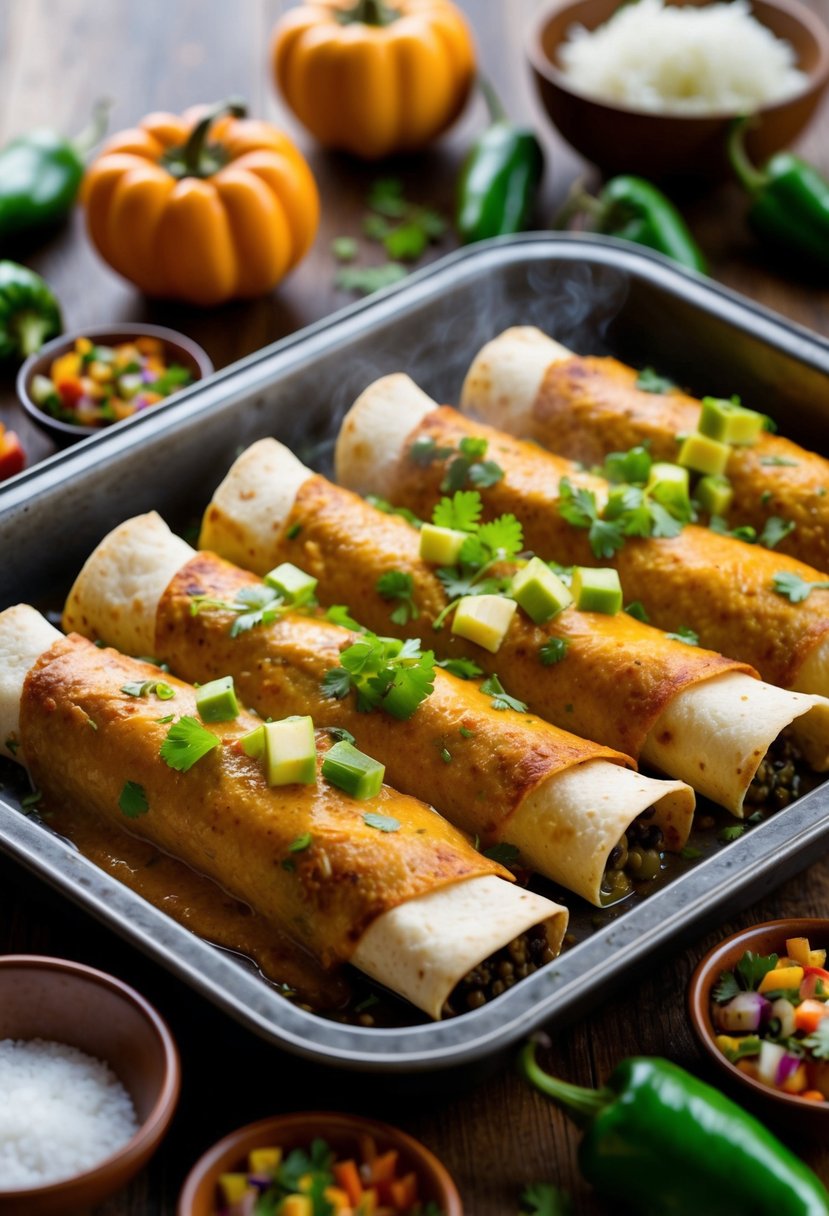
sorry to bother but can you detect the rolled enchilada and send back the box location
[336,374,829,701]
[0,604,567,1019]
[461,327,829,571]
[199,439,829,817]
[63,513,695,906]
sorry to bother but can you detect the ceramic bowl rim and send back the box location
[0,953,181,1198]
[527,0,829,122]
[16,321,214,440]
[688,918,829,1117]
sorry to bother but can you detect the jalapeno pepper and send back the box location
[729,119,829,272]
[455,79,544,244]
[0,261,62,361]
[557,174,707,273]
[0,100,109,248]
[520,1039,829,1216]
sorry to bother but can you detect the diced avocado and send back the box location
[264,562,318,604]
[451,594,517,653]
[264,716,317,786]
[419,522,467,565]
[195,675,239,722]
[510,557,573,624]
[699,396,764,445]
[239,724,265,759]
[696,474,733,516]
[248,1147,282,1175]
[646,462,690,513]
[321,740,385,799]
[218,1173,250,1204]
[678,431,731,477]
[571,567,623,615]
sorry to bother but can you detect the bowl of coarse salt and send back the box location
[528,0,829,177]
[0,955,180,1216]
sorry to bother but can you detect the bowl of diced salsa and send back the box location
[177,1111,462,1216]
[689,918,829,1131]
[17,323,213,445]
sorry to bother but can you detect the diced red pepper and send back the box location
[389,1172,418,1209]
[0,429,25,481]
[57,376,84,407]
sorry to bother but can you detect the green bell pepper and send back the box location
[729,119,829,271]
[0,100,109,247]
[455,79,544,244]
[557,174,707,273]
[520,1039,829,1215]
[0,262,62,361]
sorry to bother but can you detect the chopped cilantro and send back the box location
[440,747,452,764]
[335,263,408,295]
[288,833,312,853]
[324,726,356,745]
[286,522,303,540]
[433,489,483,533]
[119,781,149,819]
[4,736,19,756]
[190,583,293,638]
[805,1020,829,1060]
[409,435,453,467]
[159,716,220,772]
[20,790,42,810]
[538,638,569,665]
[383,220,427,261]
[480,674,528,713]
[712,970,740,1003]
[436,656,484,679]
[367,177,408,218]
[376,569,418,625]
[680,845,702,859]
[759,516,795,549]
[483,842,520,866]
[666,626,699,646]
[322,634,435,720]
[521,1182,574,1216]
[736,950,779,990]
[760,455,799,467]
[558,478,625,559]
[760,490,773,507]
[772,571,829,603]
[718,824,745,842]
[635,367,676,394]
[325,605,366,632]
[709,515,758,543]
[363,811,401,833]
[366,494,423,528]
[624,600,650,622]
[331,236,358,262]
[459,726,475,738]
[121,679,175,700]
[602,445,652,485]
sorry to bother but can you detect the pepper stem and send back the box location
[14,313,54,358]
[178,97,248,178]
[553,178,605,230]
[70,98,112,159]
[344,0,397,24]
[478,76,508,126]
[519,1040,612,1124]
[727,117,768,197]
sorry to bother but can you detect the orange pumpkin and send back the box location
[272,0,476,160]
[82,101,319,307]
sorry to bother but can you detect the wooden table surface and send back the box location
[2,2,829,1212]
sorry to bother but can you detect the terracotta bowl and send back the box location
[16,321,213,447]
[178,1111,464,1216]
[689,918,829,1136]
[527,0,829,177]
[0,955,180,1216]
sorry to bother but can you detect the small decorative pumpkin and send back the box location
[272,0,476,160]
[82,100,319,306]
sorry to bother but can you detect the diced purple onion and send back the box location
[776,1053,802,1086]
[714,991,771,1033]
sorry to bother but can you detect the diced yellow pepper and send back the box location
[356,1190,378,1216]
[714,1034,741,1056]
[758,965,804,993]
[785,937,812,967]
[324,1186,352,1212]
[76,337,93,355]
[781,1064,809,1094]
[281,1196,313,1216]
[52,351,81,383]
[248,1146,282,1174]
[810,949,828,968]
[218,1173,250,1204]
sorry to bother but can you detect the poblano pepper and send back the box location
[0,262,62,361]
[729,118,829,271]
[455,79,544,244]
[0,100,109,247]
[557,174,707,273]
[520,1039,829,1216]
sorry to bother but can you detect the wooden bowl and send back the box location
[178,1111,464,1216]
[688,919,829,1137]
[16,322,213,447]
[0,955,180,1215]
[527,0,829,177]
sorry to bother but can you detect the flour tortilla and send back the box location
[0,603,567,1021]
[460,327,571,434]
[63,512,695,903]
[334,373,829,811]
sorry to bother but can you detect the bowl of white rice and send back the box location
[0,955,180,1216]
[528,0,829,176]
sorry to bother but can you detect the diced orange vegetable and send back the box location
[736,1059,759,1079]
[795,999,829,1033]
[334,1159,364,1205]
[136,336,163,354]
[57,376,84,407]
[323,1186,352,1213]
[759,965,804,993]
[280,1197,312,1216]
[360,1135,378,1165]
[369,1151,399,1185]
[781,1063,809,1094]
[785,937,812,967]
[76,337,93,355]
[53,351,81,382]
[389,1172,418,1209]
[802,1090,826,1102]
[0,429,25,481]
[810,949,827,968]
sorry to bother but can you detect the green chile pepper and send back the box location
[0,100,109,247]
[557,175,707,273]
[0,262,63,361]
[729,119,829,271]
[520,1040,829,1216]
[456,80,544,244]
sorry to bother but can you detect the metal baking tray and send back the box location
[3,234,829,1073]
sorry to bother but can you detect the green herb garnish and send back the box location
[322,634,435,720]
[436,656,484,680]
[363,811,401,833]
[189,583,291,638]
[666,626,699,646]
[325,604,366,632]
[624,600,650,622]
[538,638,568,666]
[718,824,745,842]
[760,455,799,467]
[119,781,149,819]
[635,368,675,394]
[376,569,419,625]
[366,494,423,528]
[121,679,175,700]
[159,716,220,772]
[331,236,358,262]
[288,833,312,853]
[772,571,829,603]
[480,674,527,714]
[335,263,408,295]
[759,516,795,550]
[483,841,520,866]
[737,950,779,990]
[521,1182,574,1216]
[804,1021,829,1060]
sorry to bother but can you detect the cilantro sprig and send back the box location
[189,583,307,638]
[635,368,676,394]
[804,1020,829,1060]
[409,434,505,493]
[322,634,435,720]
[521,1182,574,1216]
[376,570,419,625]
[159,716,221,772]
[428,490,523,630]
[772,571,829,603]
[480,674,527,714]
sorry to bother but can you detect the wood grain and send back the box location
[1,1,829,1212]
